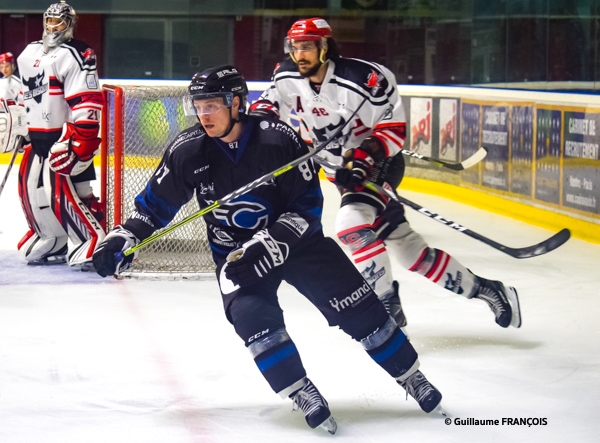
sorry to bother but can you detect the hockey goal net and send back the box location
[100,84,215,278]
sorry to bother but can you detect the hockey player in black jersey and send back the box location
[93,65,446,433]
[251,17,521,331]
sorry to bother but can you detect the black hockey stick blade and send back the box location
[400,147,487,170]
[393,194,571,259]
[313,156,571,259]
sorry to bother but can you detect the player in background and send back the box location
[0,52,22,101]
[0,52,28,156]
[16,1,105,268]
[251,17,521,330]
[92,65,446,433]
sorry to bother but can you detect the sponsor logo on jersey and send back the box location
[130,210,156,228]
[86,74,98,90]
[278,213,308,238]
[22,71,48,104]
[259,120,300,144]
[210,225,236,247]
[365,69,384,96]
[197,181,214,194]
[329,282,371,312]
[444,270,464,294]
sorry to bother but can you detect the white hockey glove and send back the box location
[49,122,101,176]
[0,99,28,153]
[224,230,289,287]
[92,226,139,277]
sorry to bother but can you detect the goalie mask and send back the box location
[43,1,77,52]
[183,65,249,138]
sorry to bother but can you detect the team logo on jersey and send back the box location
[213,200,270,230]
[81,48,96,62]
[365,69,384,96]
[22,71,48,104]
[360,261,386,286]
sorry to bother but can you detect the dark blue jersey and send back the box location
[123,114,324,262]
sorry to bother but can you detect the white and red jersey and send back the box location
[0,74,22,101]
[257,57,406,172]
[17,39,103,157]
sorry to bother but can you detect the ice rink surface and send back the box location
[1,164,599,443]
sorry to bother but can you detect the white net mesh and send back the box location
[102,85,215,277]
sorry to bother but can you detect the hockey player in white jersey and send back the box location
[0,52,22,101]
[252,17,521,330]
[15,1,105,268]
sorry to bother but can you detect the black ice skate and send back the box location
[397,370,444,415]
[379,281,407,327]
[473,277,521,328]
[290,378,337,434]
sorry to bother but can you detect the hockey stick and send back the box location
[314,156,571,259]
[119,96,370,259]
[400,147,487,170]
[0,136,22,200]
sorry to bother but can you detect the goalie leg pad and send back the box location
[18,148,68,262]
[43,170,106,266]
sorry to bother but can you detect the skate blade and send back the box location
[27,255,67,265]
[506,286,522,328]
[429,403,449,417]
[318,415,338,435]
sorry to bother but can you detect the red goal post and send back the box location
[100,83,215,278]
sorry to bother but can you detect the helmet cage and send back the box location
[43,2,76,49]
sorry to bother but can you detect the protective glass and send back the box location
[284,38,319,55]
[183,92,233,116]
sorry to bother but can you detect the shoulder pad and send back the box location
[334,58,391,98]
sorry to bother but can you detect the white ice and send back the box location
[1,164,599,443]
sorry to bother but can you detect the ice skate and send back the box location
[397,370,444,415]
[26,253,67,265]
[379,280,407,327]
[473,277,521,328]
[290,378,337,434]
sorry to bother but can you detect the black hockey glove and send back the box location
[334,147,374,192]
[224,230,289,287]
[93,226,139,277]
[248,100,280,121]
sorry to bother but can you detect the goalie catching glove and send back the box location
[92,226,139,277]
[225,229,289,287]
[0,99,28,153]
[49,122,101,176]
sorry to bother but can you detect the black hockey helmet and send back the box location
[187,65,248,111]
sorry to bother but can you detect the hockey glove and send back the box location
[334,148,374,192]
[224,230,289,287]
[49,122,101,176]
[248,100,280,121]
[93,226,139,277]
[0,99,28,153]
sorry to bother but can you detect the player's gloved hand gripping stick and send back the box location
[115,96,370,263]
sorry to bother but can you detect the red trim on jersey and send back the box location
[408,248,428,272]
[431,252,450,283]
[337,224,372,238]
[65,91,104,105]
[352,240,386,263]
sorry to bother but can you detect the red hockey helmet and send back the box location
[0,52,14,64]
[285,17,332,64]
